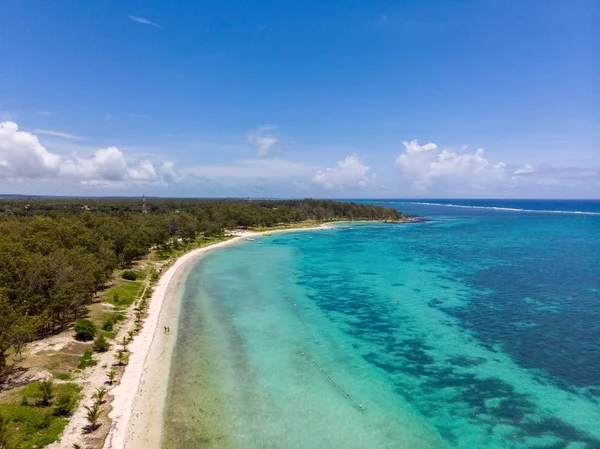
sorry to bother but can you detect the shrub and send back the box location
[74,319,96,341]
[122,270,137,281]
[102,313,124,331]
[38,381,54,407]
[53,391,76,416]
[92,335,110,353]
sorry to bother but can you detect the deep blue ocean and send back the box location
[165,199,600,448]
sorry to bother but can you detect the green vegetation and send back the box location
[92,334,110,353]
[73,319,97,341]
[101,312,125,331]
[105,282,143,308]
[53,390,78,417]
[55,372,71,381]
[0,198,402,368]
[77,351,97,370]
[92,387,107,404]
[0,382,80,448]
[83,402,102,432]
[37,381,53,407]
[121,270,137,281]
[114,351,128,366]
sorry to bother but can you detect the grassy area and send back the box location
[98,312,125,340]
[105,281,143,308]
[77,351,97,370]
[0,382,81,449]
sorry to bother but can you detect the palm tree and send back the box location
[114,351,129,366]
[92,387,107,403]
[114,351,125,366]
[107,370,116,385]
[84,402,102,431]
[121,336,129,352]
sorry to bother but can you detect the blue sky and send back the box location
[1,1,598,198]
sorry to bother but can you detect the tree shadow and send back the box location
[83,423,102,434]
[0,365,31,391]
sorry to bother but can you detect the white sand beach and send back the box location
[103,226,329,449]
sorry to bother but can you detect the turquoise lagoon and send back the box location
[164,201,600,448]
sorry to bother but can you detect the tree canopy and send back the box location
[0,197,403,367]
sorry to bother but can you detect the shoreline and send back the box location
[103,224,333,449]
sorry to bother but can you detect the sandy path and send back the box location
[102,226,328,449]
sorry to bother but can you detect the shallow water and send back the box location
[164,202,600,448]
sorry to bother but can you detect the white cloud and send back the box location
[128,15,160,28]
[395,140,508,193]
[33,129,84,140]
[514,164,534,175]
[1,121,61,179]
[0,121,178,187]
[313,155,375,190]
[158,161,179,184]
[60,147,128,182]
[246,126,278,156]
[36,111,52,116]
[514,165,599,181]
[395,140,600,196]
[127,160,157,181]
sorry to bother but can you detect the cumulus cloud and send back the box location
[1,121,61,179]
[395,140,508,193]
[313,155,375,190]
[246,126,278,156]
[59,147,129,182]
[0,121,178,187]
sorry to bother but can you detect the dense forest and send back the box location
[0,198,403,368]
